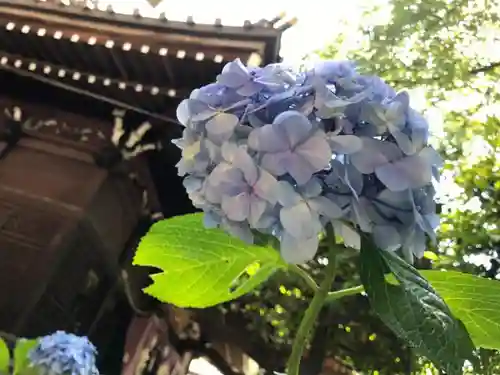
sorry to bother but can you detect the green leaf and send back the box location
[14,338,38,375]
[133,213,286,308]
[423,251,439,261]
[421,270,500,350]
[0,338,9,374]
[359,240,475,375]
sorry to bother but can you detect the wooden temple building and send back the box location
[0,1,295,374]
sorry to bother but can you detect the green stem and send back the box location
[288,264,319,292]
[287,245,338,375]
[325,285,364,303]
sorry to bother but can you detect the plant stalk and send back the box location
[288,264,319,292]
[287,243,338,375]
[325,285,364,303]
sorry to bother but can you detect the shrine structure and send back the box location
[0,1,293,373]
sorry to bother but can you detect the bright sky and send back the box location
[95,0,369,63]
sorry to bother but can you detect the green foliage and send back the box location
[0,337,39,375]
[14,339,38,375]
[133,213,286,308]
[0,338,9,374]
[360,241,475,374]
[422,271,500,350]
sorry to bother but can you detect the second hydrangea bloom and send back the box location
[174,59,441,264]
[28,331,99,375]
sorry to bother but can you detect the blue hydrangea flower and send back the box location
[173,59,442,263]
[28,331,99,375]
[277,178,343,263]
[248,111,332,185]
[204,143,279,227]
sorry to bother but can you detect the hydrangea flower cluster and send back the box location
[28,331,99,375]
[174,59,442,264]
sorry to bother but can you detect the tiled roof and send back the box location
[0,0,294,118]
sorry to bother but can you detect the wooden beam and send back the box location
[0,17,259,65]
[0,0,283,37]
[0,2,272,53]
[0,95,112,153]
[0,64,181,124]
[0,50,190,98]
[0,17,260,61]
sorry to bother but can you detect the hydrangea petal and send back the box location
[375,155,433,192]
[280,202,321,239]
[361,75,396,101]
[402,227,426,260]
[237,81,263,97]
[315,91,367,119]
[221,143,258,185]
[218,59,249,88]
[253,169,279,204]
[188,99,217,122]
[300,178,323,198]
[350,138,402,174]
[411,127,428,151]
[206,112,239,143]
[375,163,412,192]
[183,176,203,194]
[373,225,401,251]
[248,124,289,152]
[253,207,281,233]
[274,110,313,148]
[374,189,413,219]
[408,108,429,132]
[314,60,357,80]
[386,92,409,130]
[206,162,237,189]
[248,197,268,227]
[217,72,245,89]
[328,134,362,154]
[332,221,361,250]
[276,181,303,206]
[222,193,250,221]
[419,146,443,167]
[295,132,332,170]
[308,196,343,219]
[351,198,373,233]
[261,152,289,177]
[281,233,319,264]
[285,153,319,185]
[224,220,254,244]
[344,163,364,196]
[424,213,440,231]
[392,130,415,155]
[176,99,190,126]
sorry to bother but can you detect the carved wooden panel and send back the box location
[0,96,112,153]
[0,141,144,336]
[0,145,106,208]
[0,194,66,248]
[122,316,192,375]
[0,190,74,331]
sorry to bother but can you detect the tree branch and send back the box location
[470,61,500,75]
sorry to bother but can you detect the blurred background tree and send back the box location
[191,0,500,374]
